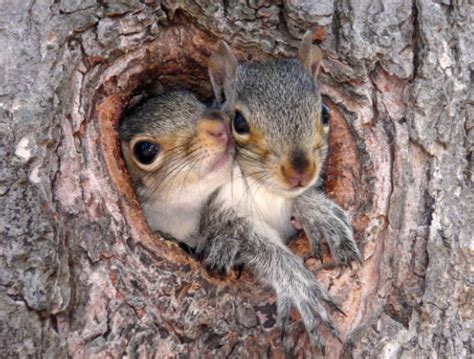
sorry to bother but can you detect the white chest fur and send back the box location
[217,167,296,245]
[142,169,228,247]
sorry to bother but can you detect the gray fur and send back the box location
[234,60,321,144]
[120,91,205,141]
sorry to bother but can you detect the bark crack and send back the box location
[410,0,420,81]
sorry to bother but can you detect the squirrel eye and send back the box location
[321,103,330,126]
[133,141,159,165]
[233,111,250,135]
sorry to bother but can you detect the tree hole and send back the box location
[84,24,369,353]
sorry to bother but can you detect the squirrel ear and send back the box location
[298,30,323,80]
[208,41,238,104]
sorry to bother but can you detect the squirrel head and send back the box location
[120,91,233,203]
[209,31,329,197]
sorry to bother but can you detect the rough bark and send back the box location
[0,0,472,358]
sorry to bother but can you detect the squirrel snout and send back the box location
[199,113,231,145]
[281,149,316,188]
[205,123,229,144]
[284,172,313,188]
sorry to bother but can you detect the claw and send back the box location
[311,238,323,262]
[309,328,326,353]
[309,282,346,317]
[235,263,245,279]
[327,299,346,317]
[276,296,291,342]
[178,242,195,256]
[204,262,228,278]
[279,322,287,341]
[322,317,342,343]
[205,262,220,275]
[194,248,205,261]
[217,266,228,278]
[322,320,343,344]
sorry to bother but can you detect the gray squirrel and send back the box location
[195,31,362,347]
[119,91,234,248]
[119,32,362,349]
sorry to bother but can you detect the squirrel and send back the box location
[119,91,234,248]
[195,31,363,348]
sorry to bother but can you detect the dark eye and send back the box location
[322,103,330,126]
[133,141,159,165]
[233,111,250,134]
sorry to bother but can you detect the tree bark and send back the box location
[0,0,472,358]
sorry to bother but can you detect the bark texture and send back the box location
[0,1,472,358]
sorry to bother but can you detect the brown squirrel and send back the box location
[195,31,362,348]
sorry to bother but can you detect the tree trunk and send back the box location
[0,1,472,358]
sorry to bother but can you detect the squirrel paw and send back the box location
[322,204,362,267]
[303,201,362,267]
[274,259,344,347]
[196,235,239,277]
[276,295,326,351]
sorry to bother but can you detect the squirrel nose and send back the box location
[281,149,315,188]
[205,122,229,144]
[285,172,313,188]
[199,112,231,145]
